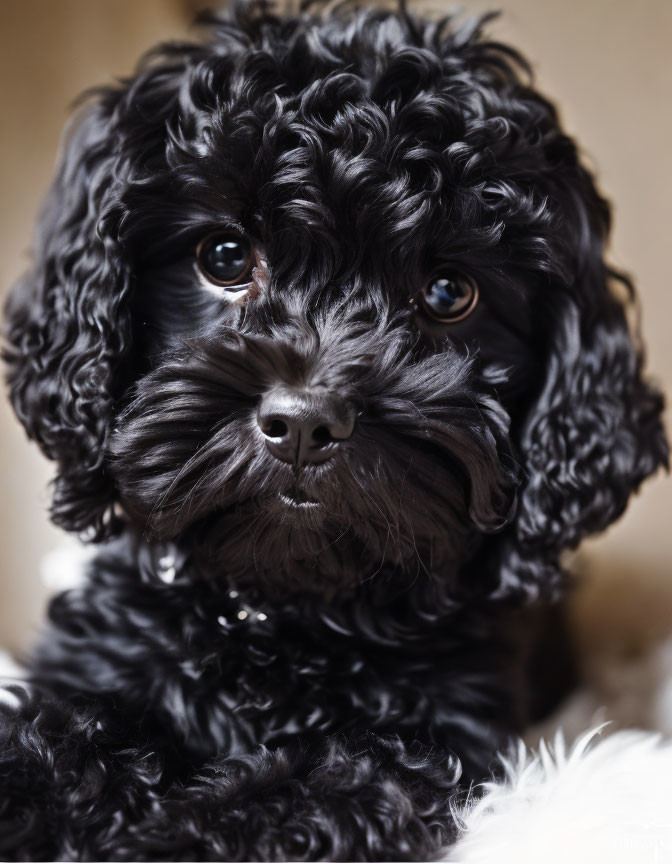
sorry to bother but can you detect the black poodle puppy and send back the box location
[1,1,667,860]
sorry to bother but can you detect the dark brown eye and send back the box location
[418,273,479,323]
[196,232,253,287]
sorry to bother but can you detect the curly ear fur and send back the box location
[518,292,666,551]
[3,41,200,538]
[495,252,668,600]
[3,100,132,538]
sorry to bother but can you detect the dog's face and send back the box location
[4,6,667,600]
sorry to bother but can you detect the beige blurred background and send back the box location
[0,0,670,662]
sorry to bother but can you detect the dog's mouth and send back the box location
[278,489,322,510]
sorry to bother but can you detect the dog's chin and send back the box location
[153,489,465,601]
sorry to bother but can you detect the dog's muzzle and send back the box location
[256,387,356,466]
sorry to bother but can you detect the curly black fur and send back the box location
[1,1,667,859]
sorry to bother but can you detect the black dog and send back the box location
[1,2,667,859]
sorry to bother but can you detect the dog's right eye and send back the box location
[196,232,254,287]
[417,272,479,324]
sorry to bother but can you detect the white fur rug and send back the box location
[445,727,672,862]
[444,637,672,862]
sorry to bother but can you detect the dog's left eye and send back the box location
[196,232,254,287]
[417,273,479,323]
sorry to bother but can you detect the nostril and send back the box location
[263,418,288,439]
[311,425,333,447]
[268,419,288,439]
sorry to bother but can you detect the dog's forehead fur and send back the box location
[122,8,559,304]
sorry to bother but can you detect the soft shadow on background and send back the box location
[1,0,670,661]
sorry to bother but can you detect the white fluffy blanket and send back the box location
[445,637,672,862]
[446,727,672,862]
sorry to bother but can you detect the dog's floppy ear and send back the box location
[3,96,133,539]
[493,187,668,599]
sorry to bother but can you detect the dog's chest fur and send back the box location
[30,535,526,777]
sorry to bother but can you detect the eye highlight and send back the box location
[417,273,479,323]
[196,231,254,287]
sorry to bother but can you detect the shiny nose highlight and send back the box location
[257,389,356,465]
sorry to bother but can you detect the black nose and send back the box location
[257,389,356,465]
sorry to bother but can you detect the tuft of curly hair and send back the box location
[1,1,667,860]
